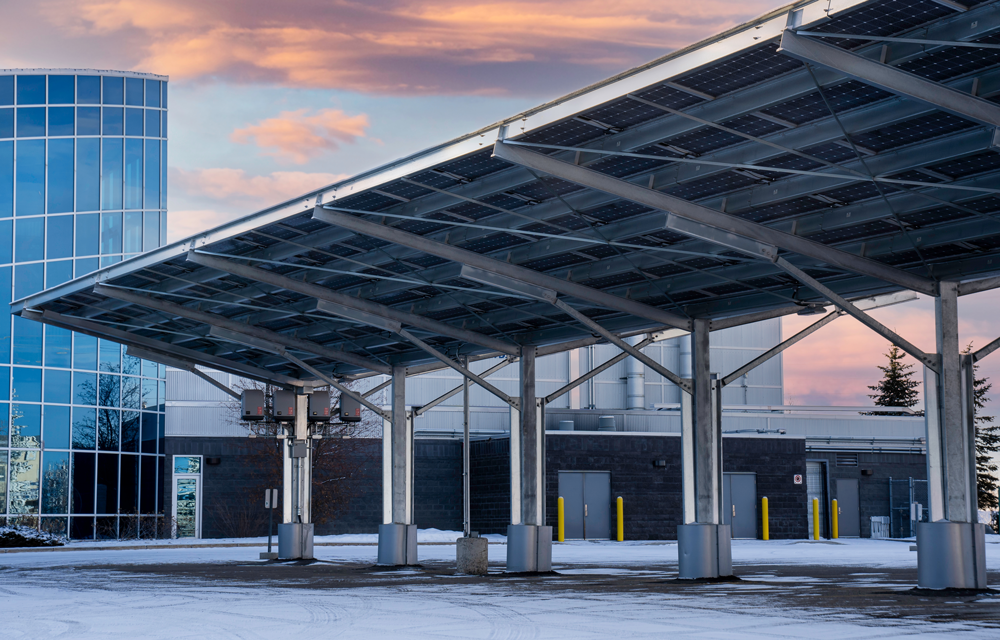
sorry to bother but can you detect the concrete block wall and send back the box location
[724,437,808,539]
[469,438,512,534]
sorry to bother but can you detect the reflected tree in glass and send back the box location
[42,451,70,514]
[9,450,40,513]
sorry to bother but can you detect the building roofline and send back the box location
[1,68,168,81]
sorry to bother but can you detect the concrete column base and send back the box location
[917,521,988,590]
[457,536,489,575]
[677,524,732,579]
[378,523,418,566]
[506,524,552,573]
[277,523,314,560]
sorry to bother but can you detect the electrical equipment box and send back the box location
[241,390,266,421]
[308,390,332,422]
[339,393,361,422]
[273,389,297,422]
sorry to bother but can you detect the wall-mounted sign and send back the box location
[793,474,803,485]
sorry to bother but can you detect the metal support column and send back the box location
[918,282,987,589]
[278,391,314,559]
[678,319,732,579]
[378,365,417,565]
[463,357,471,538]
[507,346,552,572]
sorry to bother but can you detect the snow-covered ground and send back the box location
[2,534,999,639]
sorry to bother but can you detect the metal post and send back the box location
[278,392,313,560]
[463,356,471,538]
[378,365,417,565]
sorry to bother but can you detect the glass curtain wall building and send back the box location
[0,70,168,539]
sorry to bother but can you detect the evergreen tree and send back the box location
[865,345,922,416]
[965,343,999,511]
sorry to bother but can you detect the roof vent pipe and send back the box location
[626,335,645,410]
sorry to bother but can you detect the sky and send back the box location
[2,0,999,412]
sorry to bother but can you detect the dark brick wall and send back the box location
[414,440,463,531]
[469,438,511,534]
[724,437,808,539]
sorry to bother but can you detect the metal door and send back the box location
[558,472,585,539]
[836,478,861,537]
[723,473,757,538]
[172,475,201,538]
[558,471,610,540]
[806,461,826,539]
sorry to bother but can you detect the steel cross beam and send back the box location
[778,30,1000,128]
[125,346,242,400]
[94,284,391,375]
[711,291,917,330]
[312,208,693,331]
[772,256,939,372]
[957,274,1000,296]
[413,357,515,417]
[972,337,1000,363]
[491,141,937,296]
[186,250,519,356]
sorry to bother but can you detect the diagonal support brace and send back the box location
[414,357,515,417]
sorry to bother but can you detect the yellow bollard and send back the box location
[762,497,769,541]
[616,496,624,542]
[832,499,839,539]
[812,497,820,540]
[557,497,565,542]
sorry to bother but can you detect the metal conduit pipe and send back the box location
[625,335,645,410]
[679,334,692,381]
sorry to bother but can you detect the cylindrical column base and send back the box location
[378,523,418,566]
[506,524,552,572]
[677,524,732,579]
[917,521,987,590]
[277,522,314,560]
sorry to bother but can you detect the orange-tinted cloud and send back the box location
[230,109,370,164]
[18,0,787,95]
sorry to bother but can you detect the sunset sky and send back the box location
[4,0,999,410]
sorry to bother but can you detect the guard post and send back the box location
[762,497,769,541]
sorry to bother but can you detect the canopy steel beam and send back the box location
[712,290,917,330]
[413,357,515,417]
[773,256,939,372]
[778,30,1000,128]
[972,336,1000,363]
[313,208,693,331]
[125,346,242,400]
[364,378,393,398]
[492,141,937,295]
[186,251,519,356]
[792,32,1000,50]
[957,274,1000,297]
[95,284,391,375]
[23,309,310,388]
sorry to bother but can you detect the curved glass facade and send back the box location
[0,70,168,538]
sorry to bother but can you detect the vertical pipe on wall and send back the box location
[625,336,645,410]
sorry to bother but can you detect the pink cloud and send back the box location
[230,109,370,164]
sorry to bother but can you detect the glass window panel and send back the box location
[12,366,41,401]
[122,353,139,376]
[145,140,160,210]
[48,107,74,136]
[101,138,123,211]
[77,106,100,136]
[98,408,119,451]
[103,77,123,105]
[13,262,44,300]
[145,80,161,108]
[140,412,157,453]
[100,212,122,254]
[100,255,121,267]
[158,414,165,454]
[44,326,71,369]
[125,78,143,106]
[49,76,74,104]
[158,364,165,379]
[123,211,142,253]
[102,107,123,136]
[139,455,155,513]
[0,142,11,218]
[99,374,120,406]
[173,456,201,474]
[72,452,96,514]
[46,215,74,260]
[46,259,73,288]
[77,76,100,104]
[141,377,156,410]
[145,109,160,137]
[42,451,70,514]
[160,209,166,242]
[75,212,99,256]
[75,257,99,277]
[44,369,71,404]
[0,108,12,139]
[74,334,97,371]
[162,111,167,139]
[141,358,157,378]
[0,76,12,105]
[48,138,74,214]
[158,381,165,413]
[0,219,10,263]
[142,211,159,251]
[125,107,143,136]
[16,107,45,137]
[160,144,167,210]
[99,344,122,374]
[16,76,45,105]
[11,402,41,447]
[0,402,7,446]
[72,407,96,450]
[71,516,94,539]
[41,517,69,536]
[120,453,138,514]
[12,315,42,366]
[15,139,44,216]
[15,216,44,262]
[121,376,140,410]
[76,140,100,213]
[121,410,140,452]
[73,371,97,405]
[44,405,71,449]
[162,82,168,110]
[0,366,8,401]
[0,267,10,363]
[124,139,142,210]
[9,450,40,514]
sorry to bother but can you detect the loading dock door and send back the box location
[558,471,611,540]
[836,478,861,537]
[723,473,758,539]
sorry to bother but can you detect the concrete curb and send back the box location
[0,540,508,554]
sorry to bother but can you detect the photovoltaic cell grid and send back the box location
[12,0,1000,381]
